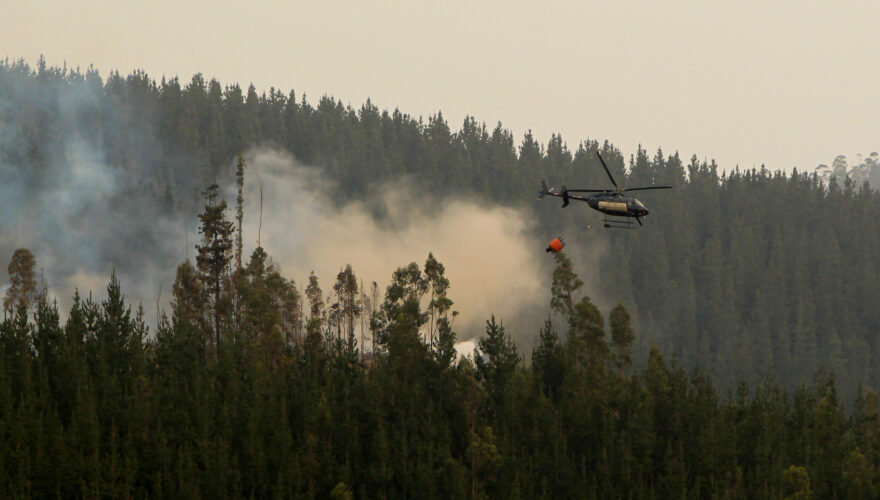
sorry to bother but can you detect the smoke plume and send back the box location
[0,65,609,348]
[234,148,553,342]
[0,120,554,343]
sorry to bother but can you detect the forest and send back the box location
[2,235,876,498]
[2,58,880,497]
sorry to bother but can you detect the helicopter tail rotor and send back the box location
[538,180,552,199]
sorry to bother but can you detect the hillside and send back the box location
[2,59,880,403]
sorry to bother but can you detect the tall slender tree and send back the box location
[609,302,636,375]
[234,153,245,270]
[196,184,234,357]
[3,248,39,314]
[424,253,452,347]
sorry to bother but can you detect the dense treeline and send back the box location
[2,224,878,497]
[600,154,880,401]
[4,59,879,401]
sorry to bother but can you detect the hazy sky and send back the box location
[4,1,879,172]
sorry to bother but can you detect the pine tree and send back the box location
[550,252,583,318]
[196,183,234,357]
[433,316,457,368]
[475,315,519,416]
[532,319,564,398]
[567,295,607,372]
[235,153,245,270]
[609,303,636,375]
[171,260,205,331]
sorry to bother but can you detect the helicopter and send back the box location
[539,151,672,228]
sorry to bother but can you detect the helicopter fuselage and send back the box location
[583,193,650,218]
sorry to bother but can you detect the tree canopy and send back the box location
[2,59,880,496]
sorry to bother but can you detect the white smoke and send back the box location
[238,148,548,342]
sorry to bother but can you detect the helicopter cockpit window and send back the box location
[633,199,646,209]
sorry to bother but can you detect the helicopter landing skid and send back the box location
[602,216,638,229]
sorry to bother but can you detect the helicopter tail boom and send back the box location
[539,181,585,208]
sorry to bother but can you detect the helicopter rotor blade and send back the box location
[563,188,613,193]
[596,151,620,192]
[623,186,673,192]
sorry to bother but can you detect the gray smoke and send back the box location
[0,136,554,343]
[0,128,182,318]
[235,147,552,343]
[0,66,609,349]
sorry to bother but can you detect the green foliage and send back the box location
[4,60,880,497]
[305,272,324,322]
[475,316,519,416]
[609,303,635,375]
[329,481,353,499]
[372,262,429,349]
[5,60,880,398]
[532,319,563,397]
[0,246,876,498]
[424,252,453,347]
[783,465,813,499]
[550,252,582,317]
[3,248,39,314]
[234,153,246,270]
[195,183,235,356]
